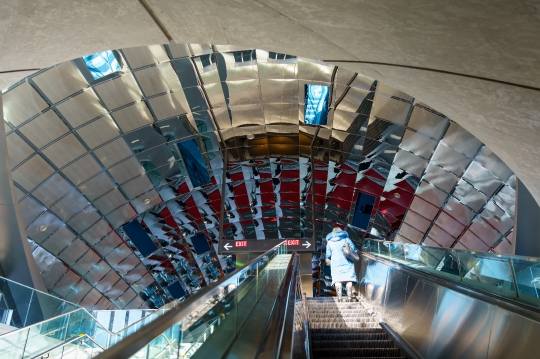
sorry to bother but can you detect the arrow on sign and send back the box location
[302,241,311,249]
[224,243,232,250]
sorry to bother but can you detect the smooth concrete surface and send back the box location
[0,0,539,205]
[0,93,47,291]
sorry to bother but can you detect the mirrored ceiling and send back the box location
[2,43,516,310]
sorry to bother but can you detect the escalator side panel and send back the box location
[359,255,540,359]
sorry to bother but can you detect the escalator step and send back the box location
[312,339,396,349]
[314,357,407,359]
[311,328,385,334]
[311,333,389,341]
[312,348,401,357]
[310,322,380,329]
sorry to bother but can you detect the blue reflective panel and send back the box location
[304,84,330,125]
[123,220,158,257]
[167,281,186,299]
[191,232,211,254]
[82,50,120,80]
[177,139,211,188]
[351,192,376,230]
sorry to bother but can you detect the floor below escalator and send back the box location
[307,297,406,359]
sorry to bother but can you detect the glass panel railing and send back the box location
[129,242,290,359]
[362,239,540,308]
[0,276,79,331]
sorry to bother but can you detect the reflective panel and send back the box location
[2,44,519,308]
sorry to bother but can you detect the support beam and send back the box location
[514,178,540,257]
[310,127,320,246]
[0,93,47,291]
[218,147,228,255]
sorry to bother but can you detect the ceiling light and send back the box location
[131,139,139,143]
[144,198,151,204]
[394,193,401,199]
[494,215,501,222]
[39,225,47,232]
[247,134,255,140]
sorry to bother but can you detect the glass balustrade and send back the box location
[129,241,290,359]
[362,239,540,308]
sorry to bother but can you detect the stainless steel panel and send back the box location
[12,154,55,191]
[469,218,501,246]
[56,88,106,128]
[78,172,116,201]
[453,179,488,212]
[94,74,143,111]
[404,210,432,233]
[3,82,48,127]
[134,62,181,96]
[382,268,408,334]
[444,196,475,225]
[459,230,490,251]
[6,132,34,168]
[407,104,448,139]
[32,61,88,104]
[429,287,491,359]
[493,185,515,217]
[42,133,87,168]
[409,196,440,221]
[416,180,448,207]
[371,93,411,125]
[108,157,145,183]
[401,277,438,358]
[463,161,502,197]
[434,211,464,238]
[61,154,103,186]
[76,115,120,149]
[82,219,112,245]
[427,224,456,247]
[399,222,425,243]
[111,101,154,132]
[441,122,483,158]
[431,143,471,176]
[422,162,458,193]
[93,189,127,214]
[18,195,46,227]
[32,173,73,206]
[20,110,69,148]
[122,45,169,70]
[393,149,427,177]
[488,308,540,359]
[93,138,133,168]
[475,146,512,181]
[399,129,437,159]
[147,90,190,120]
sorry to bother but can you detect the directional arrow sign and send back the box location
[224,243,232,250]
[302,241,311,249]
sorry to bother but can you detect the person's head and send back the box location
[332,227,341,232]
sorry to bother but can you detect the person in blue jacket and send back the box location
[325,227,358,302]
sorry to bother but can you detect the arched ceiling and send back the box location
[0,0,538,207]
[1,44,516,310]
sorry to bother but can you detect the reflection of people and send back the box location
[360,204,373,214]
[325,227,358,302]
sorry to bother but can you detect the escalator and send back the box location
[7,238,540,358]
[307,298,405,358]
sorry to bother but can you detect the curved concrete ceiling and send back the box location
[0,0,538,206]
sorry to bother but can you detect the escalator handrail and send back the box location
[255,252,299,359]
[95,241,287,359]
